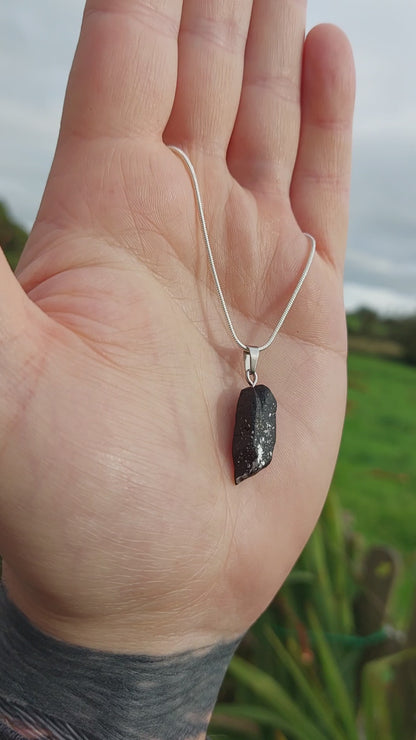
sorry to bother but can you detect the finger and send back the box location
[60,0,183,140]
[164,0,253,155]
[290,25,356,272]
[227,0,306,193]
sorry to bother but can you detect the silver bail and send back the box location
[244,346,260,387]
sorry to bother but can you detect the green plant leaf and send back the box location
[307,608,358,739]
[264,625,346,740]
[306,522,339,634]
[212,703,297,736]
[227,655,328,740]
[322,490,355,634]
[285,569,315,585]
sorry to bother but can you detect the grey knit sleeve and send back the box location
[0,583,240,740]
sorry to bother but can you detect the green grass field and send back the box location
[333,352,416,553]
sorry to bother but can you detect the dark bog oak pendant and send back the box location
[232,384,277,485]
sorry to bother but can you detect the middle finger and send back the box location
[164,0,253,156]
[227,0,307,194]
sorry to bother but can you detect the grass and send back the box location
[333,352,416,553]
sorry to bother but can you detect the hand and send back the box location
[0,1,355,654]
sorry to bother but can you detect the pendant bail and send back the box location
[244,346,260,387]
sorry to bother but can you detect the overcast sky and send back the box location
[1,1,415,315]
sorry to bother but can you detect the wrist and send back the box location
[0,583,241,740]
[2,572,239,657]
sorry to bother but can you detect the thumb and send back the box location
[0,248,43,443]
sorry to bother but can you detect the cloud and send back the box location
[0,1,84,225]
[344,128,416,307]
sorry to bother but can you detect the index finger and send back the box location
[60,0,183,141]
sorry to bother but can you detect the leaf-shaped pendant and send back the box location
[232,384,277,485]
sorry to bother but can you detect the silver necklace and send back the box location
[169,146,316,484]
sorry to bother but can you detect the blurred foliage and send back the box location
[0,201,27,271]
[347,307,416,366]
[210,491,416,740]
[388,315,416,367]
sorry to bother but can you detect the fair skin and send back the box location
[0,0,354,672]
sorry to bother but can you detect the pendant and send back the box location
[232,348,277,485]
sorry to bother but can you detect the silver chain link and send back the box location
[169,145,316,354]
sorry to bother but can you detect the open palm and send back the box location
[0,1,355,654]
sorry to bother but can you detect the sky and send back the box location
[0,1,415,316]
